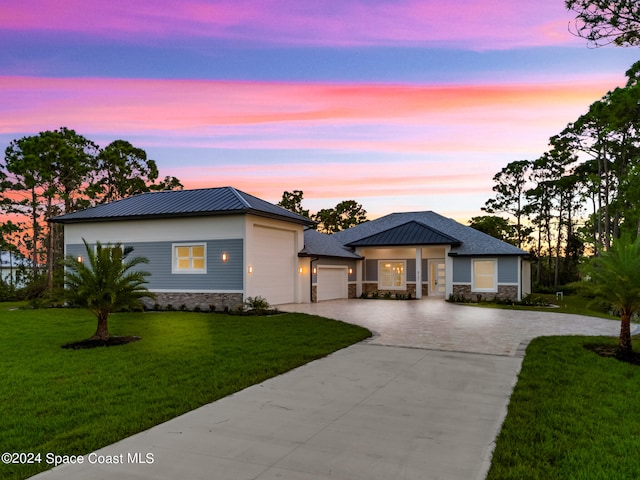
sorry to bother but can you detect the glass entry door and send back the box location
[428,260,446,296]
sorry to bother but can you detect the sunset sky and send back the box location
[1,0,638,221]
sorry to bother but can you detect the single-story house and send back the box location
[50,186,530,309]
[304,211,531,302]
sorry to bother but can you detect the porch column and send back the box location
[444,246,453,298]
[415,247,422,299]
[356,259,363,298]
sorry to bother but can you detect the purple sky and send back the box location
[1,0,638,220]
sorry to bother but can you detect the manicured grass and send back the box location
[470,293,618,320]
[487,335,640,480]
[0,307,371,480]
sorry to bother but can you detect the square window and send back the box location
[473,259,497,292]
[378,261,405,289]
[173,243,207,274]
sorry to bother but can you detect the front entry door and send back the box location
[428,260,446,296]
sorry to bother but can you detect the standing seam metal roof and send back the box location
[49,187,314,225]
[345,221,462,247]
[331,211,527,256]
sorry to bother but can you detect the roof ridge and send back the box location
[411,219,462,243]
[345,219,462,247]
[227,187,252,209]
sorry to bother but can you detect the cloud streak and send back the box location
[0,73,624,218]
[1,0,580,49]
[1,75,616,141]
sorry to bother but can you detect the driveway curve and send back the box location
[31,299,632,480]
[280,298,630,356]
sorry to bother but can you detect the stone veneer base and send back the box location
[452,284,518,302]
[143,292,244,312]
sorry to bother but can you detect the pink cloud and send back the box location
[0,75,615,134]
[0,74,626,218]
[1,0,581,49]
[174,159,496,220]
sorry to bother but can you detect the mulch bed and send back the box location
[62,336,141,349]
[583,343,640,366]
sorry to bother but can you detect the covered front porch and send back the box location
[354,245,453,299]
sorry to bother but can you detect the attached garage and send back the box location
[251,225,297,305]
[316,266,348,301]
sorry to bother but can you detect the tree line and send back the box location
[277,190,367,233]
[474,60,640,289]
[0,127,182,297]
[0,130,368,300]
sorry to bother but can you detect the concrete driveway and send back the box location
[280,298,626,356]
[31,300,626,480]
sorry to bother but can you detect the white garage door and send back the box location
[252,226,296,305]
[317,266,348,301]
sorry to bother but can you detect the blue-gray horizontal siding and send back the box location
[498,257,519,284]
[66,239,244,291]
[452,257,471,283]
[364,259,378,282]
[452,256,519,284]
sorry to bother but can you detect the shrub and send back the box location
[447,293,471,303]
[520,294,550,306]
[244,296,271,314]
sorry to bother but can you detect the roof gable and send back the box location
[345,221,461,247]
[333,211,527,256]
[49,187,314,226]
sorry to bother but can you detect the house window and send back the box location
[472,259,497,292]
[378,261,405,289]
[172,243,206,274]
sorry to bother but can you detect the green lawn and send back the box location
[0,305,371,480]
[470,293,619,320]
[487,335,640,480]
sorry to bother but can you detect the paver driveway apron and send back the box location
[32,299,626,480]
[280,298,626,356]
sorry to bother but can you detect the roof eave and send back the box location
[50,208,314,226]
[347,241,461,248]
[448,251,529,257]
[298,251,362,259]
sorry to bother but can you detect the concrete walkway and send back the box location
[32,300,627,480]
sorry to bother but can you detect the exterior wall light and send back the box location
[222,252,228,262]
[348,268,353,275]
[299,267,303,274]
[312,267,317,274]
[248,265,253,274]
[77,256,83,263]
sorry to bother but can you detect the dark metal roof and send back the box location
[332,211,528,256]
[49,187,315,226]
[345,221,462,247]
[299,229,362,259]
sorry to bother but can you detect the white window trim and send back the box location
[472,258,497,292]
[378,260,406,290]
[172,242,207,274]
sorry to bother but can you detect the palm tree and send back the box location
[63,239,154,340]
[581,234,640,358]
